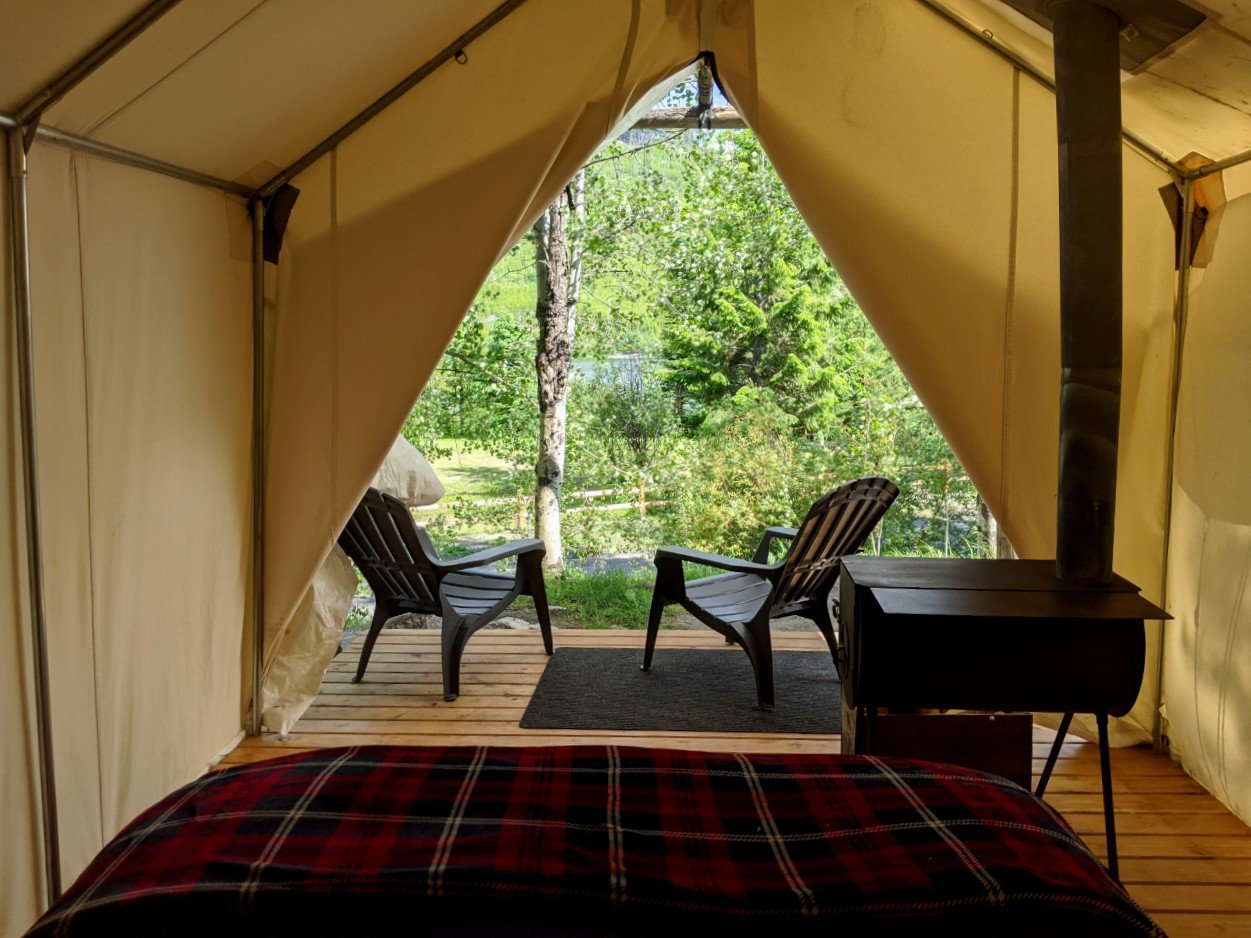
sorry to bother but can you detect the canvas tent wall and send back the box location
[4,0,1251,932]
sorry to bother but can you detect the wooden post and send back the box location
[1052,0,1123,583]
[516,488,526,534]
[638,480,647,517]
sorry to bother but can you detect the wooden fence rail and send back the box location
[415,483,663,529]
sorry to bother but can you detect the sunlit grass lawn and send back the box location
[428,440,517,497]
[420,439,728,629]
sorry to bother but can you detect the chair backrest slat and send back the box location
[338,488,440,611]
[774,477,898,610]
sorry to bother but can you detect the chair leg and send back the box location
[353,603,391,683]
[641,591,666,671]
[813,612,837,661]
[812,586,839,661]
[441,616,471,701]
[528,560,554,655]
[745,618,775,710]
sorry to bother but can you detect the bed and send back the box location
[26,745,1161,936]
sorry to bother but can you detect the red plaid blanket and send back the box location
[27,746,1159,936]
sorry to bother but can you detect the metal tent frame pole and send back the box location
[7,119,254,200]
[4,2,190,905]
[7,128,62,903]
[1152,176,1196,752]
[1187,149,1251,178]
[13,0,182,128]
[250,199,266,736]
[914,0,1178,177]
[259,0,532,197]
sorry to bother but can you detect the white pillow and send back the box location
[371,436,445,507]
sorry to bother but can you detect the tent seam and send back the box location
[607,0,643,132]
[329,145,340,600]
[998,69,1020,544]
[70,153,107,847]
[1215,547,1251,801]
[80,0,272,138]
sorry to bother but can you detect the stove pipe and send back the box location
[1052,0,1123,583]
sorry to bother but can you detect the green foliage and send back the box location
[405,303,536,469]
[573,362,676,479]
[667,388,824,559]
[545,566,658,630]
[662,279,847,433]
[403,78,992,573]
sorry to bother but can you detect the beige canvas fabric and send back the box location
[260,543,357,736]
[5,0,1251,929]
[262,0,699,669]
[25,145,106,885]
[262,437,445,735]
[0,0,151,114]
[943,0,1251,163]
[1,152,47,938]
[1,144,254,921]
[712,0,1177,745]
[1163,190,1251,824]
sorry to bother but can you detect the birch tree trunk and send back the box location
[533,172,584,570]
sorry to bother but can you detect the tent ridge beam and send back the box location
[13,0,183,127]
[1184,147,1251,178]
[914,0,1180,178]
[0,114,255,199]
[634,106,746,130]
[259,0,532,197]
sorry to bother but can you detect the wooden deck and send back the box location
[226,628,1251,937]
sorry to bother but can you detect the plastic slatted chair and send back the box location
[643,476,899,709]
[338,488,552,700]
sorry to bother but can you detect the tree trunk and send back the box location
[533,172,584,570]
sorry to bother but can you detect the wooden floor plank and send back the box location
[1118,858,1251,885]
[1151,913,1251,937]
[225,628,1251,930]
[1130,885,1251,913]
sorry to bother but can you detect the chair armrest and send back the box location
[752,526,798,563]
[438,538,546,573]
[654,545,781,579]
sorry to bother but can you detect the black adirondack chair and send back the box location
[643,476,898,709]
[338,488,552,700]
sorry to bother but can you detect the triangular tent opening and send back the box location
[5,1,1251,928]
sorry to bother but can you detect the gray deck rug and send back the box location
[520,647,839,734]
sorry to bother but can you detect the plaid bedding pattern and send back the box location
[28,745,1160,936]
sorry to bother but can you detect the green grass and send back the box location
[428,441,518,497]
[546,567,658,630]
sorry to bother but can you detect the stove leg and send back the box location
[1097,712,1119,880]
[1035,712,1074,798]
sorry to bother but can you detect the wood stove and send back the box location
[836,555,1168,878]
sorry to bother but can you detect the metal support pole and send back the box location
[1151,176,1195,753]
[914,0,1177,178]
[1186,145,1251,179]
[249,197,265,736]
[1097,712,1120,880]
[13,0,182,127]
[0,115,254,200]
[1034,712,1074,798]
[1052,1,1124,583]
[260,0,531,197]
[7,128,62,901]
